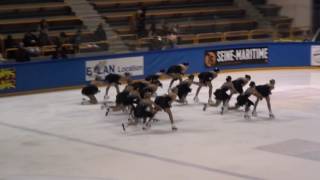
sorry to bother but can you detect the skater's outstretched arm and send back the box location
[105,84,111,97]
[178,76,183,83]
[194,85,202,102]
[168,79,175,90]
[252,98,260,115]
[265,96,274,118]
[115,84,120,94]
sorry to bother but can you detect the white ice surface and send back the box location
[1,69,320,180]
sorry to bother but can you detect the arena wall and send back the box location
[0,42,317,95]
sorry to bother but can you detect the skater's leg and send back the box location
[88,95,98,104]
[194,85,202,102]
[115,84,120,94]
[208,82,213,104]
[252,98,260,116]
[105,84,111,98]
[143,110,157,130]
[220,100,228,114]
[164,108,177,131]
[244,103,251,119]
[168,79,175,91]
[182,96,188,104]
[178,76,182,83]
[265,96,274,118]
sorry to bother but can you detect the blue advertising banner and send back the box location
[0,42,315,95]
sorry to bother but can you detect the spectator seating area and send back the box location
[250,0,311,39]
[0,0,109,61]
[248,0,293,26]
[0,0,311,61]
[0,0,82,33]
[90,0,260,49]
[89,0,309,50]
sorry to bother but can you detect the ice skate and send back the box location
[203,104,207,111]
[220,106,224,115]
[121,123,126,131]
[269,113,275,119]
[183,100,188,105]
[172,126,178,131]
[105,108,110,116]
[142,123,151,130]
[81,98,89,105]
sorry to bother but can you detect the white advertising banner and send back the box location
[85,56,144,81]
[311,45,320,66]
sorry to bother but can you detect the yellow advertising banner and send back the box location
[0,68,16,90]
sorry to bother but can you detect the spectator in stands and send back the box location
[26,46,41,57]
[51,36,68,60]
[166,33,177,49]
[59,32,69,44]
[23,31,38,47]
[4,35,16,49]
[129,14,137,34]
[4,35,17,59]
[160,21,170,36]
[38,19,49,32]
[166,24,180,49]
[148,21,157,37]
[135,6,146,37]
[51,45,68,60]
[53,32,70,58]
[38,29,51,46]
[171,24,180,35]
[149,36,164,51]
[15,42,31,62]
[94,23,107,41]
[22,31,41,57]
[147,16,157,36]
[72,29,82,53]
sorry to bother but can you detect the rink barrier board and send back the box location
[0,42,317,95]
[0,66,319,97]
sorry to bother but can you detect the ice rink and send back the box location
[1,68,320,180]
